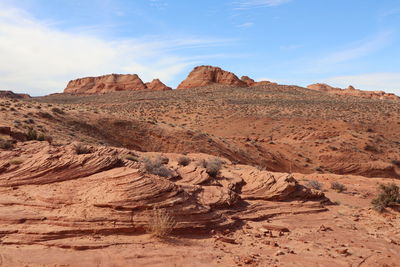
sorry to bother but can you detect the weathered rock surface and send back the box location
[145,79,172,91]
[0,90,31,99]
[64,74,171,94]
[240,76,276,87]
[0,142,326,248]
[307,83,399,101]
[177,66,248,89]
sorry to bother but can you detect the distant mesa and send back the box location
[64,74,171,94]
[307,83,399,101]
[0,90,31,99]
[177,65,276,89]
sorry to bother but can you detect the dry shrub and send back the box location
[0,139,14,150]
[331,181,347,193]
[306,180,323,190]
[178,156,191,166]
[201,158,223,177]
[147,207,176,237]
[372,183,400,212]
[142,156,172,178]
[74,143,93,154]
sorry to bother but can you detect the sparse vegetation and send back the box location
[51,107,65,114]
[306,180,323,190]
[143,156,173,178]
[124,154,139,162]
[0,139,14,150]
[371,183,400,212]
[178,156,191,166]
[73,143,93,154]
[201,158,223,177]
[26,128,38,141]
[146,207,176,238]
[331,182,347,193]
[9,158,24,165]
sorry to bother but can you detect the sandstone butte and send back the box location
[0,90,31,99]
[145,79,172,91]
[307,83,400,101]
[177,65,276,89]
[64,74,171,94]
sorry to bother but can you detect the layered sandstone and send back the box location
[307,83,399,101]
[0,90,31,99]
[145,79,172,91]
[241,76,277,87]
[177,66,248,89]
[64,74,171,94]
[0,141,326,247]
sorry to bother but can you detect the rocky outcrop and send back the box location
[177,66,277,89]
[64,74,171,94]
[145,79,172,91]
[0,90,31,99]
[241,76,276,87]
[307,83,399,101]
[177,66,248,89]
[0,142,327,248]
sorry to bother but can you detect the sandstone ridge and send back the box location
[307,83,399,101]
[64,74,171,94]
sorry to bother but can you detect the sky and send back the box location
[0,0,399,96]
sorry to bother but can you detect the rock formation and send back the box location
[177,66,277,89]
[307,83,399,101]
[0,141,326,248]
[145,79,172,91]
[241,76,276,87]
[177,66,248,89]
[64,74,171,94]
[0,90,31,99]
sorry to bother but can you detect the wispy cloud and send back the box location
[323,73,400,94]
[319,31,393,65]
[0,4,232,95]
[234,0,291,10]
[237,22,254,28]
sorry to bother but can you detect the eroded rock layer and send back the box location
[0,142,326,247]
[64,74,171,94]
[307,83,399,101]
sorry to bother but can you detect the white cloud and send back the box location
[323,73,400,94]
[237,22,255,28]
[0,4,230,95]
[234,0,291,9]
[319,31,392,65]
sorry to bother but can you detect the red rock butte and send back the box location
[64,74,171,94]
[0,90,31,99]
[177,65,276,90]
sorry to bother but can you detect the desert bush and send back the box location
[143,156,172,178]
[74,143,92,154]
[146,207,176,237]
[51,107,65,114]
[371,183,400,212]
[124,154,139,162]
[201,158,223,177]
[306,180,323,190]
[26,128,38,141]
[178,156,191,166]
[331,182,347,193]
[0,139,14,150]
[9,158,23,165]
[364,144,378,153]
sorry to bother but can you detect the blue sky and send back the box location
[0,0,399,95]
